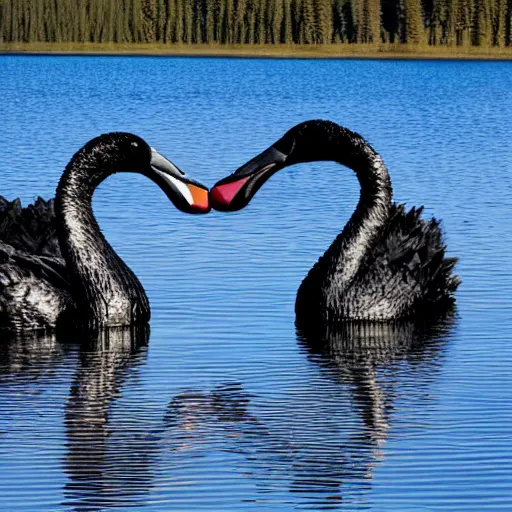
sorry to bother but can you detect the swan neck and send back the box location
[329,137,393,285]
[55,155,149,327]
[288,123,393,208]
[309,128,393,205]
[297,126,393,292]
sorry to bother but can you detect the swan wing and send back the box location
[0,196,61,258]
[0,242,71,330]
[346,204,460,319]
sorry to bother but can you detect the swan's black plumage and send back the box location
[0,196,60,257]
[210,120,460,323]
[0,133,209,332]
[0,196,70,330]
[297,202,460,322]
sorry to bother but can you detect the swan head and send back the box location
[70,133,210,214]
[147,146,210,214]
[209,121,337,211]
[209,120,367,212]
[209,137,293,212]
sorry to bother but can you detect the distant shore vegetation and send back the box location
[1,0,511,52]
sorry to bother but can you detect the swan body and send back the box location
[0,133,209,332]
[210,120,460,323]
[0,197,70,329]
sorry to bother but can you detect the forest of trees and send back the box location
[1,0,511,47]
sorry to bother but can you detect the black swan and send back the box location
[210,120,460,322]
[0,133,210,332]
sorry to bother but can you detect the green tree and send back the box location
[174,0,183,42]
[272,0,284,42]
[282,0,294,42]
[215,0,226,42]
[183,0,193,42]
[355,0,381,42]
[315,0,333,42]
[490,0,506,45]
[405,0,424,43]
[506,0,512,45]
[302,0,316,42]
[472,0,491,45]
[333,0,354,41]
[245,0,257,42]
[452,0,472,44]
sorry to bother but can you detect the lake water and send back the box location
[1,55,511,511]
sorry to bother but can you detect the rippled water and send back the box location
[1,56,511,511]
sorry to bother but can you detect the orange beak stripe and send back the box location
[187,184,210,212]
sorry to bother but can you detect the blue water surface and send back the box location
[0,55,511,511]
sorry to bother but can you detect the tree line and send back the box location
[1,0,511,46]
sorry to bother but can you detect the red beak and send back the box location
[209,177,249,210]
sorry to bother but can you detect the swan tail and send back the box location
[388,205,460,315]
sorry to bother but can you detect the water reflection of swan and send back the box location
[160,381,378,504]
[0,330,68,380]
[157,318,455,508]
[0,133,209,332]
[296,316,455,455]
[0,327,158,510]
[210,120,460,322]
[2,324,453,511]
[63,326,155,511]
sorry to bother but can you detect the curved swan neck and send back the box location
[289,121,393,287]
[55,141,149,327]
[285,121,392,204]
[55,152,115,264]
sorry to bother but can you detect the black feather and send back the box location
[0,195,61,258]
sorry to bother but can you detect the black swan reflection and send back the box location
[210,120,460,322]
[64,326,155,510]
[0,326,157,510]
[0,321,453,510]
[159,312,453,507]
[0,133,210,332]
[296,316,455,451]
[0,330,72,387]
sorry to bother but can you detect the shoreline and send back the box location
[2,43,512,60]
